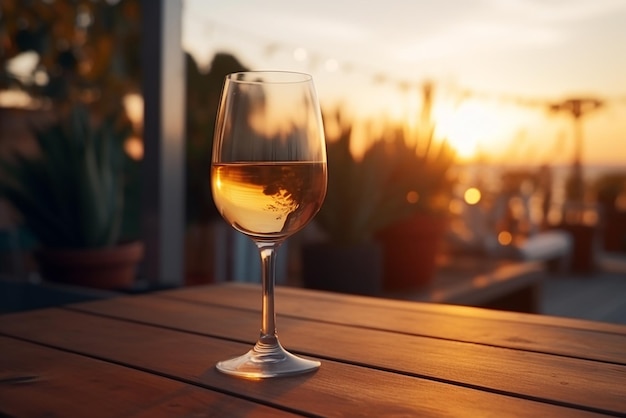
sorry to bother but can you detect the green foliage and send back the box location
[316,114,457,245]
[0,0,141,109]
[185,53,249,223]
[0,105,130,248]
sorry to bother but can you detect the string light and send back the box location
[324,58,339,72]
[293,47,308,62]
[189,17,626,111]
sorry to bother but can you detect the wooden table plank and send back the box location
[159,283,626,364]
[9,298,625,416]
[0,336,296,418]
[266,283,626,334]
[170,283,626,334]
[0,309,608,417]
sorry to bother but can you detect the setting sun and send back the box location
[432,99,516,161]
[181,0,626,167]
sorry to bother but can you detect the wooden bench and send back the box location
[383,257,546,313]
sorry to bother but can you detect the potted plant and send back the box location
[0,104,143,289]
[184,53,249,285]
[300,113,457,294]
[300,114,389,295]
[372,125,457,291]
[593,171,626,253]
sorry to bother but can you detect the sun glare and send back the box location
[432,100,514,162]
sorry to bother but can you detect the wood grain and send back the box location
[163,282,626,334]
[156,283,626,364]
[0,336,297,418]
[2,301,624,416]
[0,309,609,417]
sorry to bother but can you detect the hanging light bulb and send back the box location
[293,47,307,62]
[324,58,339,72]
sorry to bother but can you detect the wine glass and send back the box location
[211,71,327,378]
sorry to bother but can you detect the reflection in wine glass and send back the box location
[211,71,327,378]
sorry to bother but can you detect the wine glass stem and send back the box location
[258,244,278,341]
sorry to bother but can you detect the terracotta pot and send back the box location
[556,223,598,274]
[602,210,626,253]
[376,213,448,291]
[301,241,382,296]
[36,241,144,290]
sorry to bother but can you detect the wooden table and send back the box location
[1,282,625,417]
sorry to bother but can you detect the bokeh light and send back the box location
[464,187,482,205]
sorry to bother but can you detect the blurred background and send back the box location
[1,0,625,321]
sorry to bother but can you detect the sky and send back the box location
[182,0,626,166]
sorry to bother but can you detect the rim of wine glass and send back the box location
[226,70,313,84]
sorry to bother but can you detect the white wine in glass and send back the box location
[211,71,327,378]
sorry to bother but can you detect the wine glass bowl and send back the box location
[211,71,327,378]
[212,162,327,242]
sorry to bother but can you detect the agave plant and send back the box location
[0,105,130,249]
[381,124,457,217]
[315,113,457,245]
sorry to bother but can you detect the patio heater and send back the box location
[548,97,603,273]
[548,97,603,203]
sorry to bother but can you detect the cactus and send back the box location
[0,105,130,249]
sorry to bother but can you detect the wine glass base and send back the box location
[216,338,320,379]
